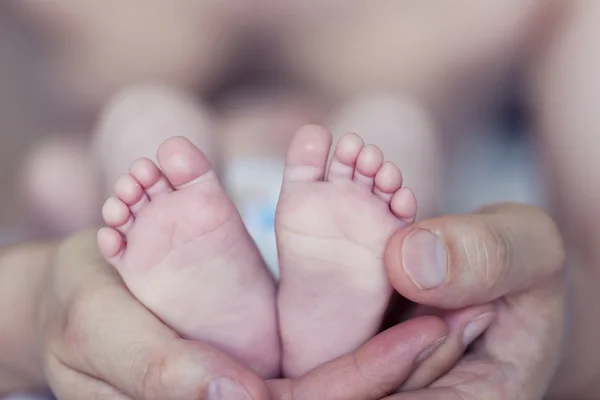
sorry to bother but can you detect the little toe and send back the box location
[374,162,404,201]
[156,136,215,189]
[327,132,364,182]
[97,227,125,261]
[354,144,384,190]
[129,157,173,198]
[283,125,333,184]
[102,197,134,234]
[114,174,149,215]
[390,187,418,222]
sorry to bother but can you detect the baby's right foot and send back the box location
[97,137,279,377]
[276,126,417,377]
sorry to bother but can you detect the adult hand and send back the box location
[37,231,270,399]
[37,230,456,399]
[383,203,566,399]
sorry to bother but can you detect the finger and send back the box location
[400,304,495,391]
[390,278,565,400]
[384,203,565,308]
[268,316,449,400]
[46,231,270,400]
[386,359,546,400]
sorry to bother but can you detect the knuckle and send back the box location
[61,284,106,354]
[459,218,511,292]
[137,351,189,399]
[538,212,566,276]
[40,289,100,368]
[483,204,566,277]
[481,222,512,287]
[42,343,63,378]
[140,352,170,397]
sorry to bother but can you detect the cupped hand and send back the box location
[37,231,269,399]
[383,203,566,399]
[37,230,458,399]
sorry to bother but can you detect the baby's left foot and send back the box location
[276,125,417,377]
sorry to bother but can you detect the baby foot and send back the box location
[276,125,417,377]
[97,137,279,377]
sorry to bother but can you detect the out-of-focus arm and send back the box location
[0,241,54,395]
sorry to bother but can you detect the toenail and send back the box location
[401,228,447,289]
[208,377,251,400]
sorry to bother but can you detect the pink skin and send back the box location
[97,136,280,378]
[276,125,417,377]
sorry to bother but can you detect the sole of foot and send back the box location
[276,125,417,377]
[98,136,280,378]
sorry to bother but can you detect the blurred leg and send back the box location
[93,85,217,194]
[19,135,100,235]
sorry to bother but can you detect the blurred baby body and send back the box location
[219,90,329,275]
[10,0,558,242]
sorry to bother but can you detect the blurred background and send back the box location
[5,2,600,399]
[0,1,571,250]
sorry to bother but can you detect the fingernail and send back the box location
[401,228,447,289]
[208,377,251,400]
[415,335,447,365]
[462,313,495,346]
